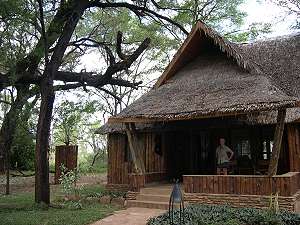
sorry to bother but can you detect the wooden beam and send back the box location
[125,123,145,174]
[268,109,286,176]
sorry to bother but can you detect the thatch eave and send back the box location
[109,100,297,124]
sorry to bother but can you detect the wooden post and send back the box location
[268,109,286,176]
[287,124,300,171]
[125,123,145,174]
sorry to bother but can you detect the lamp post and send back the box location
[169,182,184,225]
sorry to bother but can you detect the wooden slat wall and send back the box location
[143,132,165,173]
[107,132,166,185]
[107,134,128,185]
[183,173,300,196]
[54,145,78,184]
[287,124,300,172]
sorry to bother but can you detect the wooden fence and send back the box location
[183,172,300,196]
[54,145,78,184]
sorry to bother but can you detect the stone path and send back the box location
[90,207,166,225]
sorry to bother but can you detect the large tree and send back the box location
[0,0,186,204]
[0,0,271,203]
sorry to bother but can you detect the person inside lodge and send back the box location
[216,138,234,175]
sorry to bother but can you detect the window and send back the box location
[262,141,268,159]
[236,139,251,158]
[261,139,273,160]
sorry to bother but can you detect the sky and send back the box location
[242,0,298,37]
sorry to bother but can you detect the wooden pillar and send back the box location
[287,124,300,171]
[125,123,145,174]
[268,109,286,176]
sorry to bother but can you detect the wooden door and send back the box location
[165,131,189,181]
[189,131,212,174]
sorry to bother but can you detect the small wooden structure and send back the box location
[97,21,300,211]
[54,145,78,184]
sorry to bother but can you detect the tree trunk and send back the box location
[268,109,286,176]
[91,152,100,167]
[5,145,9,195]
[34,1,85,204]
[35,83,54,204]
[0,86,30,194]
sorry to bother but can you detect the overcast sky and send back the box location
[242,0,298,37]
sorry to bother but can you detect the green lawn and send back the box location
[0,185,120,225]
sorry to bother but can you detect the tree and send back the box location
[0,0,189,204]
[0,0,272,204]
[52,99,97,146]
[10,95,39,171]
[53,101,83,146]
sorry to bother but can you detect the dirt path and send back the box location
[90,207,165,225]
[0,172,107,194]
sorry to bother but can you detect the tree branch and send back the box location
[87,1,188,35]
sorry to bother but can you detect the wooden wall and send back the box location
[142,133,165,173]
[107,122,300,186]
[107,134,129,185]
[287,124,300,172]
[184,172,300,196]
[107,132,166,185]
[55,145,78,184]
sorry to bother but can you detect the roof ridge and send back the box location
[195,21,263,75]
[154,21,264,88]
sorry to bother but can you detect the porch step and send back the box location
[140,187,173,195]
[127,184,184,210]
[136,193,170,202]
[127,200,170,210]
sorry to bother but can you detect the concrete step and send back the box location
[127,200,170,210]
[128,184,185,210]
[136,193,170,202]
[140,187,173,195]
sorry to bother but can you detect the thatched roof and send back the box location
[104,21,300,130]
[238,34,300,98]
[97,108,300,134]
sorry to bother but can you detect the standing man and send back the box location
[216,138,234,169]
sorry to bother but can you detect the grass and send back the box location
[0,185,120,225]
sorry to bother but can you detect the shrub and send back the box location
[59,165,81,197]
[147,204,300,225]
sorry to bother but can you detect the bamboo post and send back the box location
[268,109,286,176]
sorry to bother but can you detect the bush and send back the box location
[147,204,300,225]
[59,165,81,197]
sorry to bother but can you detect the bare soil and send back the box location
[0,172,107,194]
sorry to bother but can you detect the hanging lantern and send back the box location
[169,182,184,225]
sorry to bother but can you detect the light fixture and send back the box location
[169,181,184,225]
